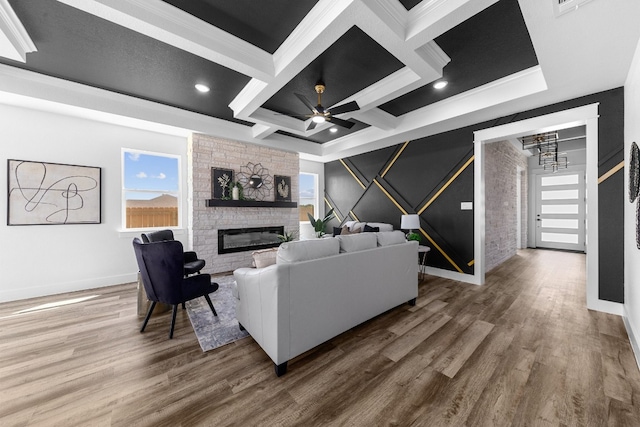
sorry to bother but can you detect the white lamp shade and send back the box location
[401,214,420,230]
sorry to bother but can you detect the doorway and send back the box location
[473,103,621,315]
[534,170,586,252]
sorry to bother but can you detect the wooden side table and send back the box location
[418,245,431,281]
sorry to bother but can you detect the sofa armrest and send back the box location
[233,265,291,365]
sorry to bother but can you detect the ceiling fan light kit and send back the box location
[287,81,360,131]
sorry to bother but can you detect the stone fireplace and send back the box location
[190,134,299,273]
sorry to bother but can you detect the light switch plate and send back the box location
[461,202,473,210]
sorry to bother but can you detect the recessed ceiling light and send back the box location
[433,80,448,89]
[330,127,338,133]
[195,83,210,93]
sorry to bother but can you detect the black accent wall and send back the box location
[325,87,625,303]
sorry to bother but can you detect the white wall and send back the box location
[299,159,325,240]
[0,103,188,302]
[624,39,640,365]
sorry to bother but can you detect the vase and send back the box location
[232,186,239,200]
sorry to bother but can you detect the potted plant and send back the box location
[277,230,297,242]
[307,208,335,238]
[406,232,421,242]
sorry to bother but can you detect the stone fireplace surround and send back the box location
[190,134,299,273]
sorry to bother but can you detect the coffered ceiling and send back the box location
[1,0,639,162]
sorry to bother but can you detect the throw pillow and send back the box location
[363,224,380,233]
[341,226,361,235]
[333,226,342,236]
[251,247,278,268]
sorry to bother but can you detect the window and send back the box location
[122,149,180,229]
[299,173,318,222]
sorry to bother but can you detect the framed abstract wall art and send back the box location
[7,159,101,225]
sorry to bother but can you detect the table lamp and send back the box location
[401,214,420,241]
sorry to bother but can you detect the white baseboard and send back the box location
[0,273,138,303]
[424,266,478,285]
[623,306,640,373]
[587,298,624,316]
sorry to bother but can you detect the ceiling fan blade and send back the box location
[328,117,355,129]
[306,120,318,131]
[294,93,318,114]
[273,113,311,118]
[328,100,360,115]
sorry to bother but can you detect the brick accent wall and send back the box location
[190,134,299,273]
[485,140,528,271]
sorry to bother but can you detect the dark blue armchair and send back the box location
[141,229,205,276]
[133,237,218,339]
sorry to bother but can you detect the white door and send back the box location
[535,171,586,252]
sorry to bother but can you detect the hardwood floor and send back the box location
[1,249,639,426]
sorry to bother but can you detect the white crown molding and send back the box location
[57,0,274,81]
[406,0,498,47]
[317,66,548,162]
[359,0,408,39]
[351,108,398,131]
[416,41,450,70]
[0,0,37,62]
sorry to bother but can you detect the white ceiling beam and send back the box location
[249,107,305,133]
[319,66,547,162]
[0,0,36,62]
[56,0,274,82]
[355,0,449,82]
[350,108,398,131]
[252,123,277,140]
[229,0,357,120]
[405,0,499,48]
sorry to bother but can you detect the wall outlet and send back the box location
[461,202,473,210]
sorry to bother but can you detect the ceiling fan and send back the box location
[285,81,360,131]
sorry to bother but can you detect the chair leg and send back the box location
[204,294,218,316]
[169,305,178,339]
[140,301,157,333]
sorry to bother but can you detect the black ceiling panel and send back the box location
[161,1,318,54]
[379,0,538,117]
[275,119,370,144]
[263,26,404,118]
[399,0,424,11]
[6,0,253,125]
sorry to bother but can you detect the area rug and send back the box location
[185,274,249,352]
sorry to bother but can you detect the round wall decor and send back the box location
[630,141,640,203]
[237,162,273,201]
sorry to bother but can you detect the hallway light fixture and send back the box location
[519,131,568,173]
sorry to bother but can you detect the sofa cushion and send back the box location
[276,238,340,264]
[336,233,377,253]
[367,222,393,232]
[376,230,407,246]
[344,221,393,232]
[252,247,278,268]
